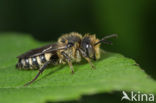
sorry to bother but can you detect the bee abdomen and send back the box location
[16,54,49,70]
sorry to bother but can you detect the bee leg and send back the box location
[84,57,96,69]
[24,61,50,86]
[61,52,74,74]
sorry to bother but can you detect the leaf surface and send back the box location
[0,33,156,103]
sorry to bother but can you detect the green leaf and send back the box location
[0,33,156,103]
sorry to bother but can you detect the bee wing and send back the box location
[17,43,67,58]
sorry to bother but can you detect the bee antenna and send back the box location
[94,34,118,46]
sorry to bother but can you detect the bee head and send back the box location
[80,33,117,60]
[80,35,96,60]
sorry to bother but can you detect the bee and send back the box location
[16,32,117,86]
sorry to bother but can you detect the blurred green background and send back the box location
[0,0,156,102]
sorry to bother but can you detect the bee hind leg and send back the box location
[61,52,74,74]
[24,61,50,86]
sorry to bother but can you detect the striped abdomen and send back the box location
[16,53,58,69]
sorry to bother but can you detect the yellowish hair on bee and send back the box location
[58,32,82,43]
[74,42,81,62]
[94,41,100,59]
[75,50,81,62]
[36,56,42,65]
[21,59,25,66]
[44,53,52,61]
[28,58,32,66]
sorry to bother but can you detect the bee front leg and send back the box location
[61,52,74,74]
[79,49,96,69]
[84,57,96,69]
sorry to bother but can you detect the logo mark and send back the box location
[121,91,154,102]
[121,91,130,101]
